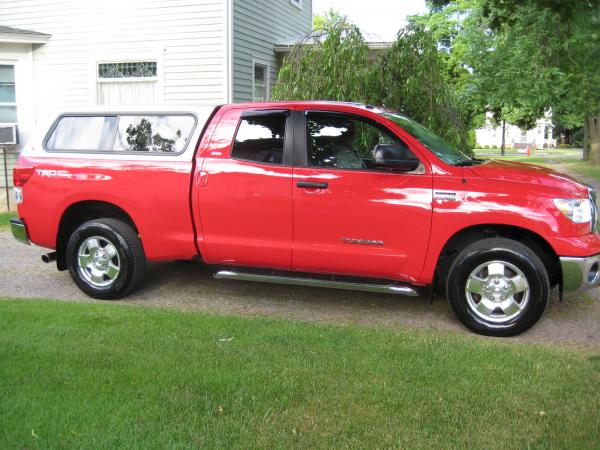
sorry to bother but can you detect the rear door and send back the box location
[292,110,433,282]
[196,108,294,269]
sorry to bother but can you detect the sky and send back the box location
[311,0,429,41]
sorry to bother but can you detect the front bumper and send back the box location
[10,218,31,245]
[560,254,600,292]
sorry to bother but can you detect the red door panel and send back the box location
[195,108,293,269]
[292,168,433,282]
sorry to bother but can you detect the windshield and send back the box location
[381,112,471,166]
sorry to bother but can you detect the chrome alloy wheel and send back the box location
[77,236,121,287]
[465,260,530,323]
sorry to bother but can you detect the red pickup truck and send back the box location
[10,102,600,336]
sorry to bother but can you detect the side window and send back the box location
[231,113,286,165]
[113,115,195,153]
[46,114,195,153]
[46,116,118,151]
[306,112,420,172]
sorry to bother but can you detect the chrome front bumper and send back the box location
[10,218,30,245]
[560,254,600,292]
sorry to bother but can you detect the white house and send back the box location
[475,116,556,149]
[0,0,312,210]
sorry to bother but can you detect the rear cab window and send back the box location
[44,113,197,154]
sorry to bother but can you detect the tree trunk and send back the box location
[589,116,600,166]
[501,120,506,156]
[583,120,590,161]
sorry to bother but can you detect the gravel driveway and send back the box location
[1,230,599,348]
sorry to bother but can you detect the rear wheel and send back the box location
[446,238,549,336]
[66,218,145,299]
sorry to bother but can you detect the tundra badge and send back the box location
[434,191,458,202]
[340,238,384,246]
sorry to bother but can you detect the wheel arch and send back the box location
[56,200,139,271]
[434,224,560,289]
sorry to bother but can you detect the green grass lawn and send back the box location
[474,148,582,167]
[1,299,599,449]
[0,211,15,230]
[564,162,600,183]
[473,148,600,185]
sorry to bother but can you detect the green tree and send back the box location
[376,26,471,151]
[411,0,546,155]
[425,0,600,162]
[272,20,372,103]
[272,19,472,154]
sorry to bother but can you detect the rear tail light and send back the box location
[13,165,35,187]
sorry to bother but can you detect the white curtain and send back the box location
[97,81,156,105]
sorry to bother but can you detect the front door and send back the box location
[292,110,433,282]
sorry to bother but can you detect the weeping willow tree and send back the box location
[376,27,472,153]
[272,21,373,103]
[272,19,472,154]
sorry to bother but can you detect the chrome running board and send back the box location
[214,270,419,296]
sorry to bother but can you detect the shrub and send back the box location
[491,145,498,149]
[558,143,571,148]
[542,143,548,148]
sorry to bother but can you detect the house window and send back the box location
[0,65,17,123]
[520,129,527,142]
[290,0,302,8]
[98,62,157,79]
[253,63,269,102]
[96,61,158,105]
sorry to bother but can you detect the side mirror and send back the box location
[372,144,421,172]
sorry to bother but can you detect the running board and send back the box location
[214,270,419,296]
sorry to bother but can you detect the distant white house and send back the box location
[475,116,556,149]
[0,0,312,209]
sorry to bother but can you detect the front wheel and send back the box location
[446,238,549,337]
[66,218,146,299]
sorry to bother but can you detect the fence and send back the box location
[1,148,19,212]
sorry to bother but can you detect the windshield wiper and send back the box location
[454,158,484,167]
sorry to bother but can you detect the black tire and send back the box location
[446,238,549,337]
[66,218,146,299]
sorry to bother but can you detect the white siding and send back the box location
[0,0,227,126]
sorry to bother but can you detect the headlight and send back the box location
[553,198,592,223]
